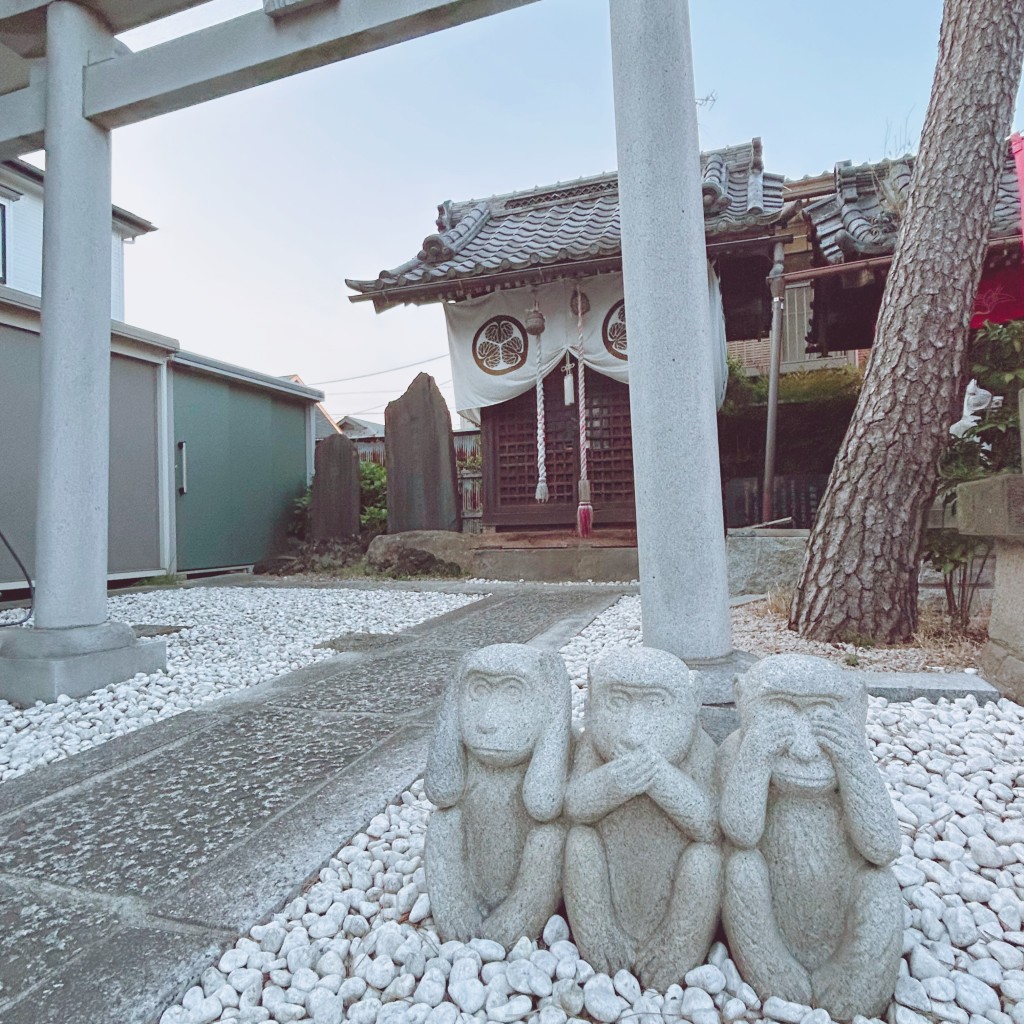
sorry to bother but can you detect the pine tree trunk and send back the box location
[790,0,1024,643]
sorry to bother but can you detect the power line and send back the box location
[310,353,448,386]
[338,380,453,418]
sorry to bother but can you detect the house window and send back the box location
[0,202,6,286]
[781,283,813,363]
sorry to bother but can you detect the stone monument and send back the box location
[424,644,571,949]
[956,392,1024,698]
[310,434,360,543]
[718,654,902,1020]
[563,647,720,989]
[385,373,460,535]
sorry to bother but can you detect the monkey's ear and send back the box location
[424,669,467,809]
[523,652,572,822]
[733,669,754,715]
[846,679,870,728]
[687,668,704,708]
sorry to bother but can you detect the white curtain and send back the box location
[444,268,728,421]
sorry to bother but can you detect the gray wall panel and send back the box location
[0,325,163,590]
[109,355,162,573]
[0,325,41,588]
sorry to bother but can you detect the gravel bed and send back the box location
[156,601,1024,1024]
[0,587,482,783]
[157,692,1024,1024]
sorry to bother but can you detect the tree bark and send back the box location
[790,0,1024,643]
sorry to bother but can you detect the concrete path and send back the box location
[0,586,620,1024]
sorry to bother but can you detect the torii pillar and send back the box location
[0,1,165,705]
[609,0,745,684]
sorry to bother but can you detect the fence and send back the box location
[723,474,828,530]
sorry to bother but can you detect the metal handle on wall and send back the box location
[177,441,187,495]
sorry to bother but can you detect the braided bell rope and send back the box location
[534,322,548,502]
[575,291,589,485]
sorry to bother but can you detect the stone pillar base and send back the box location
[688,648,759,706]
[0,622,166,706]
[980,640,1024,704]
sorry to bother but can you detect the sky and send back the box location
[81,0,1023,424]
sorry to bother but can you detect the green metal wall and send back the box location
[173,368,308,571]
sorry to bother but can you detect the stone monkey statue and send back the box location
[424,643,571,949]
[563,647,720,990]
[718,654,902,1020]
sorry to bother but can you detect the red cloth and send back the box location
[972,265,1024,328]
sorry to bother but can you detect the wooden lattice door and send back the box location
[482,362,636,528]
[585,367,636,521]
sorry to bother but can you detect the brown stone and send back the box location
[366,531,471,577]
[310,434,360,542]
[385,373,460,533]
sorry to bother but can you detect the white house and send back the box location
[0,158,154,320]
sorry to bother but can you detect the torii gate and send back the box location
[0,0,736,703]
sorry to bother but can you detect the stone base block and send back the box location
[0,625,166,706]
[689,648,759,705]
[980,641,1024,704]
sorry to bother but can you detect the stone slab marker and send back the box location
[608,0,733,664]
[310,434,360,542]
[385,373,460,534]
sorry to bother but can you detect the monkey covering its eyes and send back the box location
[718,654,903,1020]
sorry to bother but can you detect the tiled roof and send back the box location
[347,139,789,307]
[805,148,1022,264]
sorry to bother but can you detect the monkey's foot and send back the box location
[575,921,636,978]
[760,957,813,1008]
[635,935,689,992]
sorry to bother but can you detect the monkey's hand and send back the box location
[745,712,792,762]
[814,716,864,771]
[610,743,660,801]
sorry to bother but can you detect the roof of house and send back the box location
[285,374,340,439]
[347,138,793,310]
[1,158,157,238]
[804,147,1022,264]
[337,415,385,438]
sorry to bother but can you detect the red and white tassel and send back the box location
[577,479,593,537]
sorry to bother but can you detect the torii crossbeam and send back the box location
[0,0,738,705]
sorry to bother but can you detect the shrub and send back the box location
[359,461,387,536]
[922,319,1023,631]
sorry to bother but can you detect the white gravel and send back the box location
[156,601,1024,1024]
[0,586,482,783]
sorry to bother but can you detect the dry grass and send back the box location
[739,597,985,673]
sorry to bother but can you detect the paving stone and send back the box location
[412,593,595,650]
[0,876,124,1008]
[153,723,432,930]
[0,708,222,817]
[277,650,462,713]
[0,921,226,1024]
[0,585,621,1024]
[0,709,393,900]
